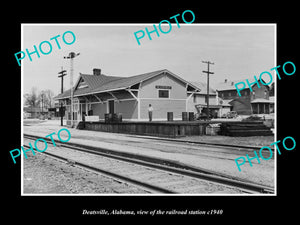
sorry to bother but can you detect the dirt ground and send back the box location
[23,153,148,194]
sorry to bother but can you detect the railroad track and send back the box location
[131,134,276,155]
[132,135,264,150]
[23,134,274,194]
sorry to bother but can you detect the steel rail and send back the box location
[24,134,274,194]
[131,135,268,151]
[23,143,176,194]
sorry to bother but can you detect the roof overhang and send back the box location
[251,98,273,103]
[54,87,128,100]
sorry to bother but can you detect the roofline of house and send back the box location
[216,78,270,91]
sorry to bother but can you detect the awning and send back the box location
[251,98,273,103]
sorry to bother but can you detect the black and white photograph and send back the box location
[20,23,277,196]
[4,4,298,221]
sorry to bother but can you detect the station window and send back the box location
[158,90,169,98]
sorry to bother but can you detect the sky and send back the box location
[22,24,275,96]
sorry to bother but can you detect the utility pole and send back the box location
[58,67,67,126]
[64,52,80,128]
[202,61,214,120]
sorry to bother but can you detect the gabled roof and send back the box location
[216,78,270,91]
[55,69,200,100]
[190,81,216,95]
[55,73,123,99]
[90,70,166,94]
[216,79,246,91]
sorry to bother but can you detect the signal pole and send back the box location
[58,67,67,126]
[64,52,80,128]
[202,61,214,120]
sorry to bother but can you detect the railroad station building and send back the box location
[55,69,203,125]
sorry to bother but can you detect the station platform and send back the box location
[78,120,214,137]
[76,120,273,138]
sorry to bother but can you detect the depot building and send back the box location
[55,68,204,124]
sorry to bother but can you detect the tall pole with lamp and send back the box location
[64,52,80,127]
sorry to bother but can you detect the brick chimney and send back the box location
[93,68,101,76]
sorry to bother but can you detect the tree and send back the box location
[24,87,38,108]
[24,87,55,116]
[44,89,55,108]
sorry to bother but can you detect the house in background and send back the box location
[216,78,272,115]
[23,106,48,118]
[187,82,219,117]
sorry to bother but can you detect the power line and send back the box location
[58,67,67,126]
